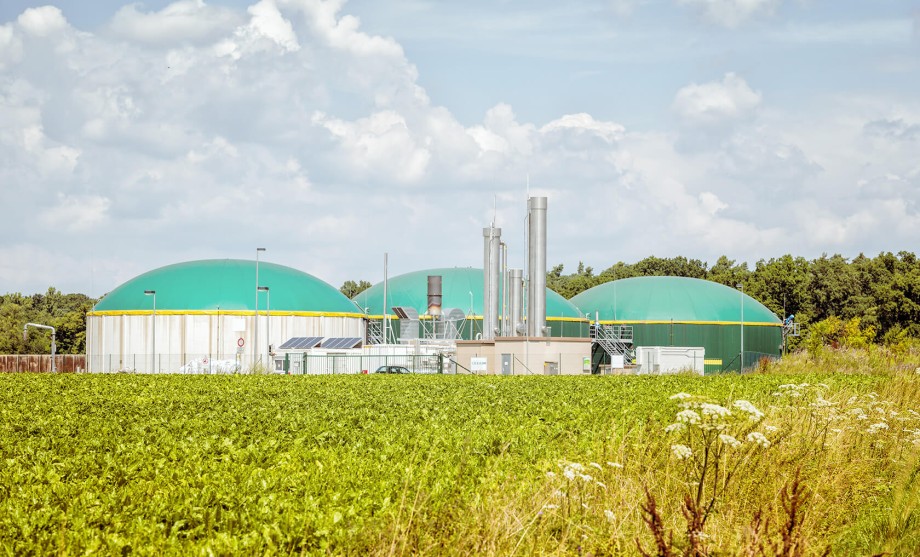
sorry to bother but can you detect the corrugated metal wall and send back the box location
[628,322,782,373]
[86,314,364,373]
[0,355,86,373]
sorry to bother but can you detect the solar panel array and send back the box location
[321,337,363,349]
[278,336,324,350]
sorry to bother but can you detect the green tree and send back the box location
[339,280,372,299]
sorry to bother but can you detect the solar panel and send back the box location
[278,336,323,350]
[321,337,362,349]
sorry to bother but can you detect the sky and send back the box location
[1,0,918,298]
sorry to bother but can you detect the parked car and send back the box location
[374,365,411,374]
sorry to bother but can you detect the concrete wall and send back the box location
[455,337,591,375]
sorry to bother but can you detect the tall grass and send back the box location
[374,345,920,555]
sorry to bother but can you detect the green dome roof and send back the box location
[92,259,360,315]
[570,276,781,325]
[353,267,584,320]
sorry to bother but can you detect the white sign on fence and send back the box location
[470,357,488,372]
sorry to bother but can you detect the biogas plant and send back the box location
[86,197,792,375]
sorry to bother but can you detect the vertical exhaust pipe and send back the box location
[427,275,442,317]
[509,268,523,336]
[527,197,547,337]
[482,226,501,339]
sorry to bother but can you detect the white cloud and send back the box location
[0,24,24,69]
[312,110,431,183]
[672,73,762,127]
[17,5,68,36]
[40,194,111,231]
[677,0,780,28]
[109,0,243,45]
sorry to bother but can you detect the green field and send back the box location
[2,349,919,555]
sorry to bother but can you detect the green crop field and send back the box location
[1,348,919,555]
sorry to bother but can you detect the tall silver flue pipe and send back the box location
[509,268,523,336]
[482,226,502,339]
[527,197,547,337]
[500,241,508,336]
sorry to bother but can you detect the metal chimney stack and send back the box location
[482,226,501,339]
[527,197,547,337]
[427,275,442,317]
[509,268,523,336]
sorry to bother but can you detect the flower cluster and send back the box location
[664,393,774,455]
[671,444,693,460]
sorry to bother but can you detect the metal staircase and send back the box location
[366,320,383,345]
[593,324,634,363]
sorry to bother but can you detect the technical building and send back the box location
[85,259,364,373]
[352,267,589,343]
[570,276,783,373]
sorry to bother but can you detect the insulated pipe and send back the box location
[509,269,523,336]
[527,197,547,337]
[482,226,501,340]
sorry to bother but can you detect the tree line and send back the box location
[546,252,920,344]
[0,288,96,354]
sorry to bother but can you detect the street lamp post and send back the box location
[255,247,266,367]
[736,283,744,371]
[144,290,156,372]
[258,286,270,366]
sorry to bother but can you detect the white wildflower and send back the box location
[799,383,810,388]
[676,409,702,425]
[589,462,603,470]
[563,468,576,481]
[719,434,742,448]
[810,397,834,409]
[733,400,765,420]
[867,422,889,434]
[546,471,556,479]
[553,489,566,499]
[607,461,623,469]
[830,428,842,433]
[817,383,829,389]
[851,408,868,420]
[579,473,593,482]
[670,392,694,400]
[596,480,607,489]
[566,462,585,472]
[746,431,771,448]
[763,425,779,434]
[672,444,693,460]
[700,403,731,418]
[604,509,616,523]
[542,504,559,510]
[665,423,686,433]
